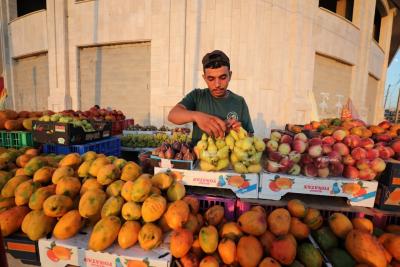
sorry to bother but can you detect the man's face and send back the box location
[203,66,232,98]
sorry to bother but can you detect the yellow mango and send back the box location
[33,166,55,183]
[88,216,121,251]
[52,166,74,184]
[121,201,142,221]
[14,180,41,206]
[106,180,125,197]
[89,157,111,177]
[80,178,102,195]
[1,175,30,198]
[101,196,124,218]
[79,188,107,218]
[120,162,142,181]
[53,210,84,239]
[22,210,56,241]
[43,194,73,217]
[29,184,56,210]
[56,176,81,198]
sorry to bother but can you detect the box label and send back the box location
[259,172,378,207]
[6,242,36,253]
[392,177,400,186]
[55,125,66,132]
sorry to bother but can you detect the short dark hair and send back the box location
[202,50,230,70]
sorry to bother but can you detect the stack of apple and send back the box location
[264,129,391,180]
[60,107,126,121]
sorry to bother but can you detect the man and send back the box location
[168,50,254,144]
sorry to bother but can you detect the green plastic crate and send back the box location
[0,131,35,148]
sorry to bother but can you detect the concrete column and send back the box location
[46,0,71,112]
[350,0,376,120]
[373,8,396,123]
[0,0,16,109]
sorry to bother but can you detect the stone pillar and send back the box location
[373,8,396,123]
[350,0,376,120]
[46,0,71,112]
[0,0,16,109]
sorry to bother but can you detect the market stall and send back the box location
[0,109,400,267]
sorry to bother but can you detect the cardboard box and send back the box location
[375,184,400,211]
[380,159,400,187]
[38,230,171,267]
[154,167,259,198]
[259,172,378,207]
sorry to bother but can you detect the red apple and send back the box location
[329,162,344,177]
[266,140,279,152]
[279,157,294,173]
[288,151,301,163]
[333,142,350,156]
[294,132,308,142]
[314,156,330,169]
[343,155,356,166]
[270,131,282,142]
[351,147,367,161]
[288,164,301,175]
[268,151,283,162]
[317,167,330,178]
[301,154,314,165]
[322,144,333,155]
[278,143,291,155]
[378,146,392,160]
[360,138,375,149]
[266,160,280,173]
[327,151,342,164]
[322,136,335,146]
[356,159,371,170]
[309,138,323,147]
[376,133,392,143]
[370,158,386,173]
[366,148,379,161]
[292,139,307,153]
[308,145,322,158]
[391,139,400,153]
[343,135,361,148]
[303,164,318,177]
[280,134,293,144]
[378,120,392,129]
[333,129,347,141]
[358,168,377,181]
[343,166,359,179]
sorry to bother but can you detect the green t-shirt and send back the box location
[179,88,254,144]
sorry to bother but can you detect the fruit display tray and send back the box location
[375,183,400,211]
[150,154,195,170]
[259,172,378,207]
[42,136,121,156]
[111,119,134,136]
[154,167,259,199]
[32,120,112,145]
[38,229,171,267]
[380,159,400,187]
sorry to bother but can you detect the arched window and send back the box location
[319,0,354,21]
[16,0,46,17]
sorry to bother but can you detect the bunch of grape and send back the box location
[121,133,170,148]
[171,132,191,143]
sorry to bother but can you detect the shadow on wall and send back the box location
[253,113,281,138]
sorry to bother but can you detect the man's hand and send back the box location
[193,112,226,138]
[226,118,242,131]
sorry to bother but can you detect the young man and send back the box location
[168,50,254,144]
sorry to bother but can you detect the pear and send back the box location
[248,164,262,173]
[234,162,248,174]
[200,160,216,171]
[254,137,266,152]
[225,135,235,150]
[216,159,229,171]
[215,138,226,150]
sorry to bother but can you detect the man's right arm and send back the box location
[168,104,226,138]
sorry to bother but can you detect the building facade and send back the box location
[0,0,397,136]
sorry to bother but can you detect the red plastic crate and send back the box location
[111,119,134,135]
[190,194,236,221]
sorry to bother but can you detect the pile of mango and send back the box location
[172,199,400,267]
[195,127,265,173]
[0,148,197,252]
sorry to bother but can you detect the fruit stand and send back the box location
[0,109,400,267]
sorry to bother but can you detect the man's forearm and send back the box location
[168,105,198,125]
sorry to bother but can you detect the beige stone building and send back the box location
[0,0,398,136]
